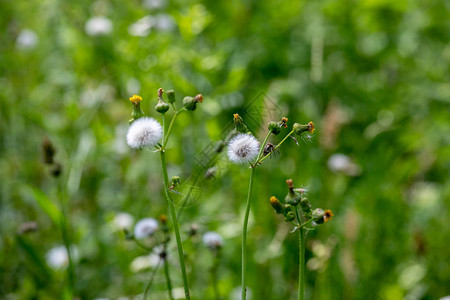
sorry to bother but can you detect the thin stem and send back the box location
[57,181,75,297]
[255,131,272,163]
[163,107,186,148]
[144,261,161,299]
[211,250,220,300]
[241,166,256,300]
[258,130,295,164]
[160,151,191,299]
[163,256,174,300]
[298,227,305,300]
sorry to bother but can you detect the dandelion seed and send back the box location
[203,231,224,249]
[126,117,162,149]
[134,218,158,239]
[227,133,259,164]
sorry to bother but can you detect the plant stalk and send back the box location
[163,256,175,300]
[160,150,191,299]
[241,166,256,300]
[298,226,305,300]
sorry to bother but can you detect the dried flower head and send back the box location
[126,117,162,149]
[227,133,260,164]
[324,210,334,223]
[134,218,159,239]
[203,231,223,249]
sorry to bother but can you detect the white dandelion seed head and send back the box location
[227,133,260,165]
[113,212,134,231]
[327,154,351,172]
[16,29,38,50]
[134,218,158,239]
[126,117,163,149]
[203,231,223,249]
[46,245,78,269]
[85,16,113,36]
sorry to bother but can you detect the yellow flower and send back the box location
[129,95,143,104]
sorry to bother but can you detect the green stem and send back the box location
[57,181,75,297]
[257,130,295,164]
[163,255,175,300]
[144,261,161,299]
[160,151,191,299]
[163,108,185,148]
[298,227,305,300]
[241,166,256,300]
[212,250,220,300]
[254,131,272,164]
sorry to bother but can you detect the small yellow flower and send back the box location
[324,209,333,223]
[308,121,315,134]
[270,196,278,205]
[129,95,143,104]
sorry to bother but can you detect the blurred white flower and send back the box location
[128,16,153,37]
[227,133,260,165]
[439,297,450,300]
[203,231,223,249]
[113,212,134,231]
[85,16,113,36]
[327,153,361,176]
[153,14,175,32]
[126,117,163,149]
[130,246,164,272]
[143,0,166,10]
[46,245,78,269]
[16,29,38,50]
[134,218,158,239]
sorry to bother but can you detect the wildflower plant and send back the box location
[269,179,333,300]
[226,113,315,300]
[125,88,203,299]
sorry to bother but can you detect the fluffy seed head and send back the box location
[134,218,158,239]
[203,231,223,249]
[227,133,260,164]
[126,117,162,149]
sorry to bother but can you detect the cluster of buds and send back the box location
[269,179,333,227]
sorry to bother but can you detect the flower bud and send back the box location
[285,179,301,205]
[269,196,285,214]
[183,94,204,111]
[233,113,250,134]
[166,90,176,103]
[284,211,295,222]
[324,209,334,223]
[268,117,288,135]
[293,121,315,135]
[129,94,145,124]
[155,88,170,114]
[312,208,325,224]
[171,176,180,187]
[300,198,312,214]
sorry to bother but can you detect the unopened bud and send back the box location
[284,211,295,222]
[183,94,204,111]
[293,121,315,135]
[269,196,285,214]
[166,90,176,103]
[129,94,145,123]
[155,88,170,114]
[233,113,250,133]
[312,208,325,224]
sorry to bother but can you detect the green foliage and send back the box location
[1,0,449,299]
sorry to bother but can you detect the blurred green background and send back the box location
[1,0,449,299]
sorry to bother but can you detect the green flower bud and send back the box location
[128,95,145,124]
[233,113,250,134]
[171,176,180,187]
[183,94,204,111]
[300,198,312,214]
[285,179,301,205]
[155,101,170,114]
[270,196,285,214]
[284,211,295,222]
[312,208,325,224]
[166,90,176,104]
[268,121,281,135]
[293,121,315,135]
[155,88,170,114]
